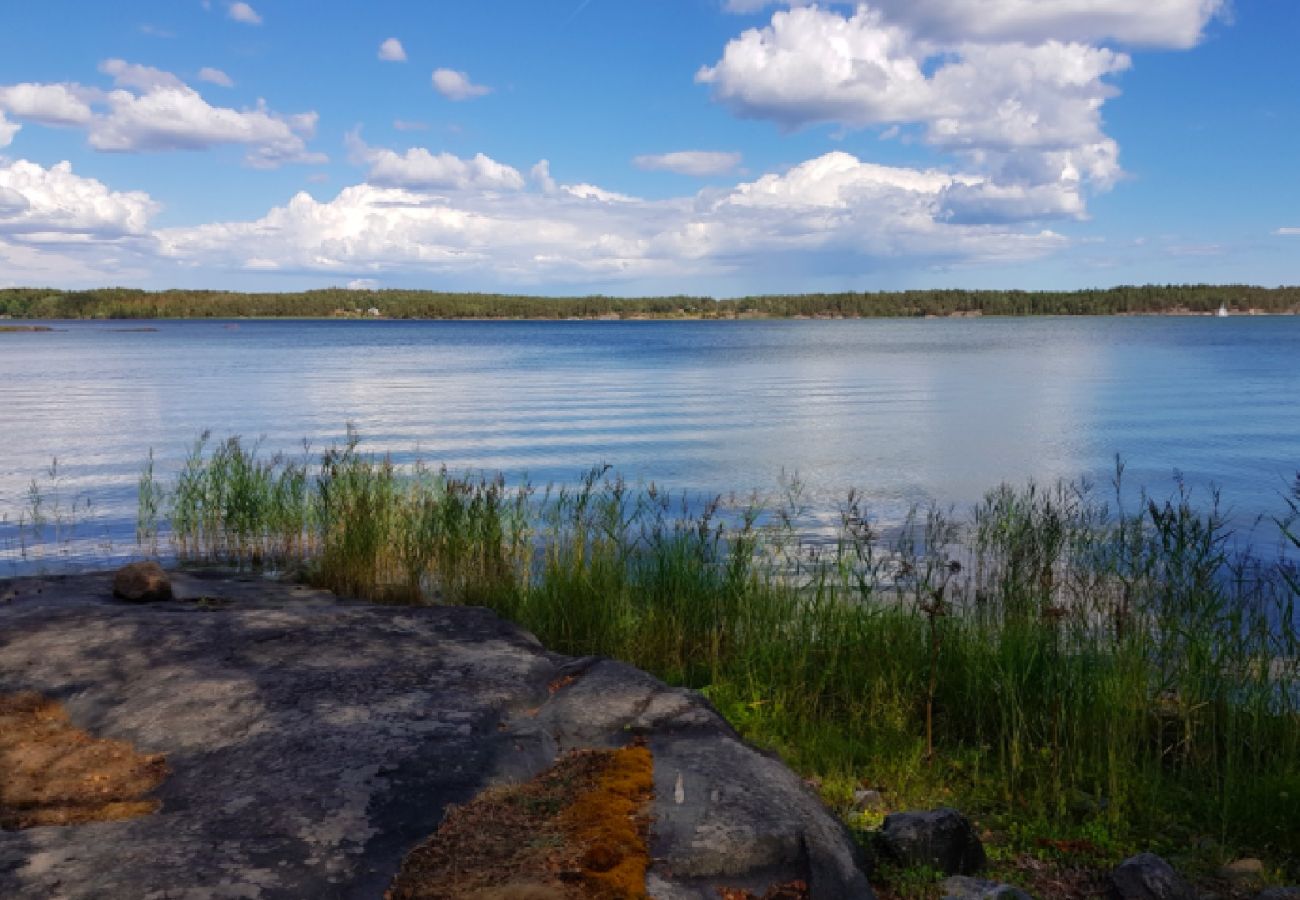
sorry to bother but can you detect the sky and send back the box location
[0,0,1297,296]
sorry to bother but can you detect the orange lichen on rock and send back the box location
[387,745,655,900]
[0,692,168,830]
[559,744,654,898]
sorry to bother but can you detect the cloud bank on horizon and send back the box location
[0,0,1294,293]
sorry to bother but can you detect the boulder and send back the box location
[1255,890,1300,900]
[878,808,986,876]
[0,571,872,900]
[941,875,1034,899]
[111,561,172,602]
[1108,853,1196,900]
[1218,858,1264,881]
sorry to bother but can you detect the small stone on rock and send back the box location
[112,561,173,603]
[1109,853,1196,900]
[853,788,886,813]
[878,807,986,876]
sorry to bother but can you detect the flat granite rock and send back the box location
[0,572,872,900]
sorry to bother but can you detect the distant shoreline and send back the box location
[3,284,1299,321]
[4,310,1297,325]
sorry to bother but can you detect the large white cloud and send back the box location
[871,0,1225,49]
[699,4,1134,221]
[152,149,1065,284]
[698,6,1128,148]
[89,88,323,167]
[0,158,157,237]
[724,0,1226,48]
[0,63,324,168]
[0,144,1073,288]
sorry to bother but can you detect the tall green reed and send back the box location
[142,433,1300,858]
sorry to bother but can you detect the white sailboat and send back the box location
[1216,303,1229,317]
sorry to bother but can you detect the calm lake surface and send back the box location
[2,316,1298,568]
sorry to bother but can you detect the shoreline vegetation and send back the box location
[2,284,1300,321]
[113,431,1300,882]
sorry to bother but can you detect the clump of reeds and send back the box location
[141,433,1300,862]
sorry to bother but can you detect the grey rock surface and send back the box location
[0,571,873,899]
[1108,853,1196,900]
[878,808,986,876]
[940,875,1033,899]
[1255,890,1300,900]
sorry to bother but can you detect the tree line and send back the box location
[1,284,1297,320]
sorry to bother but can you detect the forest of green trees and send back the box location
[1,284,1297,320]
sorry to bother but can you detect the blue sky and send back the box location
[0,0,1296,295]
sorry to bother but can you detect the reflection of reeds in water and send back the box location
[142,433,1300,857]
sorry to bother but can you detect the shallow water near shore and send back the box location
[2,315,1298,568]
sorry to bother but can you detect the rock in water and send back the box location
[1108,853,1196,900]
[879,808,986,876]
[111,561,172,602]
[0,572,872,899]
[941,875,1034,899]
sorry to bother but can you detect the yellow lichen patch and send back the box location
[0,692,168,830]
[387,745,655,900]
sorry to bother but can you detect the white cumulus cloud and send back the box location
[347,131,525,192]
[228,2,262,25]
[633,151,743,176]
[90,88,323,167]
[868,0,1227,49]
[699,4,1132,223]
[432,68,491,101]
[0,83,94,127]
[379,38,407,62]
[100,59,185,92]
[198,67,234,88]
[0,158,158,237]
[0,111,18,148]
[0,64,325,169]
[722,0,1226,48]
[152,149,1067,285]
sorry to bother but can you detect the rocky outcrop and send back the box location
[1108,853,1196,900]
[878,808,986,876]
[1255,890,1300,900]
[0,571,872,899]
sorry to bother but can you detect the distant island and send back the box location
[2,284,1298,321]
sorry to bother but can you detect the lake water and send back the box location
[2,316,1298,569]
